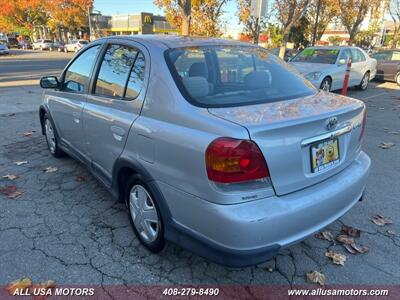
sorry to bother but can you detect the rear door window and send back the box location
[392,51,400,61]
[63,45,100,93]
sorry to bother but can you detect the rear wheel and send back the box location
[320,77,332,92]
[43,114,65,158]
[125,175,165,253]
[396,72,400,86]
[358,72,370,90]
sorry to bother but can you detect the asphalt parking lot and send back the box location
[0,50,399,287]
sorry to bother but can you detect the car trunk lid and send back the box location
[208,92,365,196]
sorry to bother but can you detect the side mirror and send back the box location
[40,76,59,89]
[338,58,346,65]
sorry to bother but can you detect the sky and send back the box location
[93,0,243,36]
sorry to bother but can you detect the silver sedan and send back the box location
[290,46,377,92]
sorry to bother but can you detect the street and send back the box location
[0,50,399,287]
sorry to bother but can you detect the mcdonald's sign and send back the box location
[141,13,153,25]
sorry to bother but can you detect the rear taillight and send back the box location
[205,137,269,184]
[359,110,367,141]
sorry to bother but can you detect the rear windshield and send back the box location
[165,46,316,108]
[291,48,339,64]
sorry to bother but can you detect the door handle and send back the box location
[111,126,125,142]
[72,112,80,124]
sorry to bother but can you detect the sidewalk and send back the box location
[0,85,43,115]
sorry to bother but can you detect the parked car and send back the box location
[289,46,377,92]
[371,49,400,86]
[39,36,370,267]
[50,41,66,52]
[0,37,9,48]
[7,37,19,48]
[64,40,88,52]
[0,41,10,55]
[32,39,53,50]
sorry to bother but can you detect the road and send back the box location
[0,50,399,288]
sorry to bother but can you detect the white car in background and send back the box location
[289,46,377,92]
[32,39,54,50]
[64,40,89,53]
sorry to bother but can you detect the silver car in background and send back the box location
[290,46,377,92]
[64,39,89,52]
[39,36,370,267]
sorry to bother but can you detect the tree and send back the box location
[275,0,312,58]
[308,0,340,43]
[389,0,400,48]
[338,0,380,44]
[289,16,310,48]
[155,0,228,36]
[237,0,269,43]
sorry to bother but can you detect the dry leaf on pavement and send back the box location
[75,175,86,182]
[306,271,325,286]
[341,225,361,237]
[44,167,58,173]
[350,243,369,254]
[336,235,354,245]
[378,142,395,149]
[23,131,35,137]
[6,277,32,295]
[0,185,23,199]
[14,161,28,166]
[2,174,18,180]
[325,251,347,266]
[371,214,393,226]
[315,230,334,242]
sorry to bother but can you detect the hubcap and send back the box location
[321,80,330,92]
[129,185,160,243]
[362,74,369,89]
[45,119,56,153]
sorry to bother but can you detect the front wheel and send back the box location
[358,72,370,90]
[396,72,400,86]
[125,175,165,253]
[43,114,65,158]
[320,77,332,92]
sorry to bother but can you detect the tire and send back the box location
[396,72,400,87]
[320,77,332,92]
[358,72,370,90]
[125,175,165,253]
[43,114,65,158]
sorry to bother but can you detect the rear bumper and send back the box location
[160,151,370,267]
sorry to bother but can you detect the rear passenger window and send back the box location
[350,49,365,63]
[125,52,145,99]
[63,45,100,92]
[392,52,400,60]
[95,45,138,98]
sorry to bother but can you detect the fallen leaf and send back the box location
[350,243,369,254]
[23,131,35,137]
[2,174,17,180]
[341,225,361,237]
[306,271,325,286]
[267,268,273,272]
[387,230,396,235]
[315,230,334,242]
[378,142,395,149]
[325,251,347,266]
[389,131,399,135]
[371,214,393,226]
[343,244,358,254]
[336,235,354,245]
[14,161,28,166]
[0,185,23,199]
[6,278,32,295]
[44,167,58,173]
[75,175,86,182]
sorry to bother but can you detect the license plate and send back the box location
[310,138,340,173]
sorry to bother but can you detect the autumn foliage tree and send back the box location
[308,0,340,42]
[338,0,381,44]
[237,0,269,43]
[389,0,400,48]
[0,0,92,39]
[155,0,229,36]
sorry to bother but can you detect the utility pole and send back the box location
[311,0,321,46]
[88,7,92,41]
